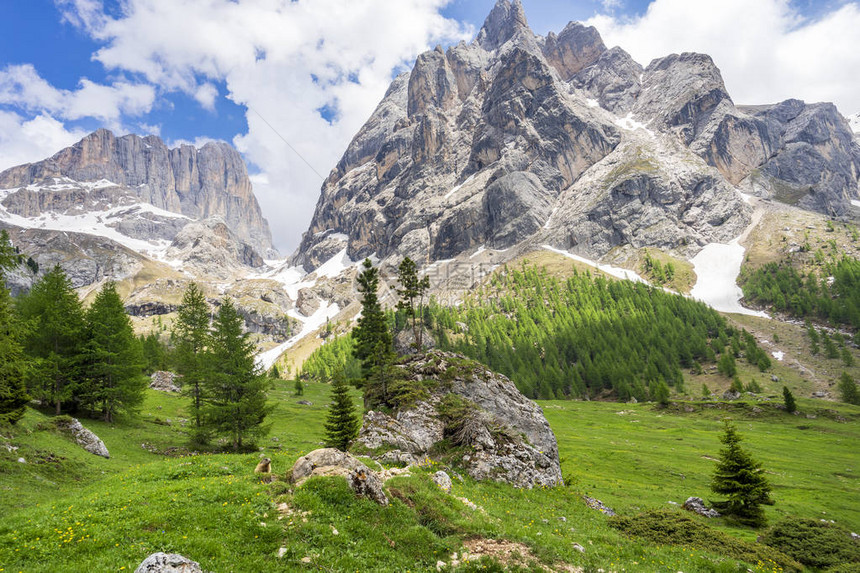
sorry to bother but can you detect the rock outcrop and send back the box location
[683,496,720,518]
[290,448,389,506]
[293,0,859,274]
[150,371,181,393]
[54,417,110,458]
[354,351,563,489]
[134,552,203,573]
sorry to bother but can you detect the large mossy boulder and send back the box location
[354,351,563,488]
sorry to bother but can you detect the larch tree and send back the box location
[0,231,29,425]
[206,298,272,451]
[838,372,859,405]
[782,386,797,413]
[172,282,211,435]
[353,258,395,408]
[16,265,85,414]
[710,420,773,527]
[396,256,431,351]
[81,282,147,422]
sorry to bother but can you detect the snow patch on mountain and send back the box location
[690,241,768,318]
[257,300,341,371]
[543,245,647,283]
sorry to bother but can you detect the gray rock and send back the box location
[432,470,453,493]
[150,371,181,393]
[134,552,202,573]
[394,327,437,355]
[54,417,110,458]
[296,288,320,318]
[582,495,616,516]
[722,389,742,401]
[683,496,720,518]
[297,400,313,406]
[354,351,562,489]
[290,448,388,506]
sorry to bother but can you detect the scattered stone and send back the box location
[683,496,720,518]
[378,466,411,482]
[301,556,312,564]
[582,495,616,516]
[54,417,110,458]
[17,457,26,463]
[572,543,585,553]
[811,391,829,399]
[297,400,313,406]
[277,547,287,558]
[134,552,202,573]
[559,516,567,522]
[432,470,453,493]
[771,375,780,382]
[149,371,181,393]
[456,496,478,511]
[722,389,741,401]
[290,448,388,506]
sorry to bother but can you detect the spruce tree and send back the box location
[16,266,85,414]
[81,282,146,422]
[782,386,797,413]
[710,420,773,527]
[353,259,395,408]
[651,380,670,406]
[396,257,431,351]
[837,372,859,405]
[0,232,28,425]
[206,298,272,451]
[323,371,361,451]
[172,283,210,433]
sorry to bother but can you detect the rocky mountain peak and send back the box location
[0,130,274,256]
[293,2,860,275]
[476,0,530,51]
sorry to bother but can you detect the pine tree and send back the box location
[837,372,859,405]
[205,298,272,451]
[16,266,85,414]
[0,232,28,425]
[710,420,773,527]
[353,259,395,408]
[396,257,431,351]
[782,386,797,413]
[80,282,146,422]
[323,371,361,451]
[172,283,210,432]
[651,380,670,406]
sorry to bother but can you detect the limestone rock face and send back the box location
[54,417,110,458]
[0,129,273,255]
[354,351,563,489]
[294,0,858,275]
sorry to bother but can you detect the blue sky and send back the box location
[1,0,858,251]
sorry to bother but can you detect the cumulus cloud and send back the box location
[57,0,472,252]
[0,64,155,124]
[0,111,88,170]
[587,0,860,115]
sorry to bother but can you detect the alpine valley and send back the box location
[1,1,860,572]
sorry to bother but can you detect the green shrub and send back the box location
[760,517,860,569]
[610,510,801,571]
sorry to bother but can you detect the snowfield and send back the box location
[690,241,768,318]
[256,300,340,371]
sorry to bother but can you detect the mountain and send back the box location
[0,129,274,260]
[293,0,860,272]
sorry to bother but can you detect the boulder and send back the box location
[290,448,388,506]
[722,389,741,401]
[150,371,181,393]
[432,470,453,493]
[296,288,320,318]
[134,552,202,573]
[394,327,437,356]
[582,495,616,516]
[683,496,720,518]
[354,351,563,489]
[54,417,110,458]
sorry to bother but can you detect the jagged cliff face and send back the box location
[294,0,860,270]
[0,129,273,257]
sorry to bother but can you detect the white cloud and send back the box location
[587,0,860,115]
[57,0,472,252]
[0,64,156,124]
[0,111,88,171]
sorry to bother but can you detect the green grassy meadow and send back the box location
[1,380,858,572]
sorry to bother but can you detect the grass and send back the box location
[2,379,859,572]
